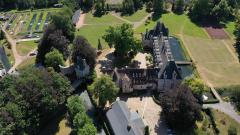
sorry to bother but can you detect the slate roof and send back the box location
[106,100,145,135]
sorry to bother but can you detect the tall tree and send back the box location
[174,0,185,14]
[72,36,97,70]
[190,0,213,21]
[235,15,240,55]
[66,95,85,119]
[44,49,65,72]
[160,85,202,129]
[88,75,119,108]
[212,0,231,21]
[0,68,72,134]
[103,23,142,57]
[182,77,207,102]
[153,0,164,15]
[122,0,135,14]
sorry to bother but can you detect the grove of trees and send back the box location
[72,36,97,70]
[0,0,59,9]
[189,0,237,23]
[0,68,72,134]
[160,85,202,129]
[66,95,97,135]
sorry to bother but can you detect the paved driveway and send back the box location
[120,93,167,135]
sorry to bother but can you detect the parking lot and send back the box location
[120,92,168,135]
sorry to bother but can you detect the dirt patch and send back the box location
[204,27,229,39]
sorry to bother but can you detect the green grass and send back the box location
[76,25,110,49]
[76,12,124,48]
[213,109,240,135]
[32,12,41,32]
[122,7,149,22]
[135,13,209,38]
[85,12,124,24]
[17,57,36,70]
[39,11,48,31]
[17,41,37,56]
[225,21,235,38]
[183,35,240,87]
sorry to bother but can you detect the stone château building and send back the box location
[103,22,183,93]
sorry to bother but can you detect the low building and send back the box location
[106,100,146,135]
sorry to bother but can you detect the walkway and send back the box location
[2,28,36,73]
[76,12,86,29]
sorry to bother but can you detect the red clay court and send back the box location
[204,27,229,39]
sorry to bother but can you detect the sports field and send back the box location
[137,12,240,88]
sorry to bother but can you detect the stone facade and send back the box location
[104,22,183,93]
[60,57,90,79]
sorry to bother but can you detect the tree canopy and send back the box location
[45,49,65,72]
[103,23,142,57]
[88,75,119,108]
[66,95,97,135]
[0,68,72,134]
[160,85,202,130]
[182,77,207,102]
[72,36,97,70]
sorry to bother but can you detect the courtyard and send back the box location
[120,92,167,135]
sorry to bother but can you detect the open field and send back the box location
[183,35,240,87]
[76,13,125,48]
[122,7,149,22]
[16,41,37,56]
[136,13,209,39]
[213,109,240,135]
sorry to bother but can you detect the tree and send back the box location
[88,75,119,108]
[103,23,142,57]
[133,0,143,10]
[146,1,153,12]
[211,0,231,21]
[73,112,92,130]
[72,36,97,70]
[51,6,75,41]
[160,85,202,129]
[36,25,70,64]
[234,15,240,55]
[174,0,184,14]
[66,95,85,119]
[45,49,65,72]
[229,85,240,111]
[122,0,135,14]
[153,0,164,15]
[98,38,103,51]
[190,0,213,21]
[182,77,207,102]
[0,67,72,134]
[228,125,237,135]
[77,123,97,135]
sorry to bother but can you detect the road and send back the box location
[2,28,36,73]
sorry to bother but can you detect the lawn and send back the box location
[183,35,240,87]
[122,7,149,22]
[76,25,109,48]
[213,109,240,135]
[85,12,124,24]
[17,57,35,70]
[135,13,209,39]
[17,41,38,56]
[77,12,124,48]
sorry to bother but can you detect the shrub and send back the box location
[228,125,237,135]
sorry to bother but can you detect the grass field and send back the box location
[76,12,124,48]
[183,35,240,87]
[136,13,209,39]
[122,7,149,22]
[17,57,36,70]
[17,41,37,56]
[213,109,240,135]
